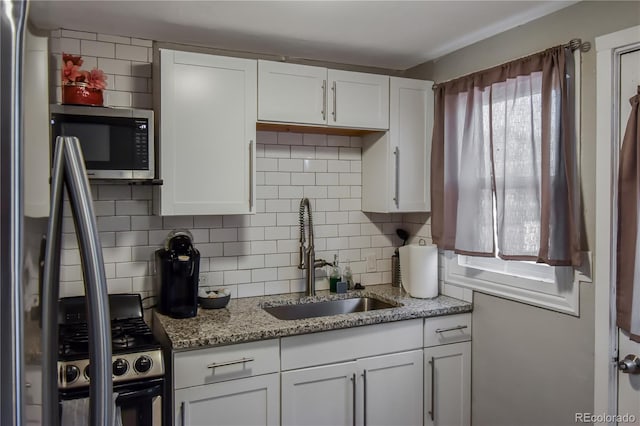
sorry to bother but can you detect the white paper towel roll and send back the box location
[398,243,438,299]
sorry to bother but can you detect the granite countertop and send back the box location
[153,284,473,350]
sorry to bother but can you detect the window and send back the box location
[432,46,589,314]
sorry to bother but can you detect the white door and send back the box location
[424,342,471,426]
[357,350,423,426]
[617,48,640,421]
[174,373,279,426]
[328,69,389,130]
[258,60,327,125]
[281,361,356,426]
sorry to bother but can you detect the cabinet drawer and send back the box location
[174,339,279,389]
[424,313,472,347]
[281,319,423,370]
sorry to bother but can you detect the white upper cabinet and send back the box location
[258,61,327,125]
[328,69,389,130]
[24,29,50,218]
[156,49,256,215]
[257,61,389,130]
[362,77,433,213]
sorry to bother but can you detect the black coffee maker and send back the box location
[155,230,200,318]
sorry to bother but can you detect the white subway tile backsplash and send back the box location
[266,199,292,213]
[131,246,156,262]
[131,62,152,78]
[290,146,316,159]
[212,256,239,271]
[328,160,350,173]
[278,266,302,280]
[238,255,265,270]
[257,158,278,172]
[278,158,303,172]
[327,135,350,147]
[238,282,265,298]
[81,40,115,58]
[251,240,277,255]
[97,57,131,75]
[223,242,250,256]
[224,270,252,285]
[116,261,148,278]
[61,29,97,40]
[99,185,131,200]
[194,216,223,228]
[328,186,350,198]
[265,172,291,186]
[59,38,81,54]
[115,200,149,216]
[97,216,130,232]
[278,186,303,199]
[265,280,290,295]
[116,230,148,247]
[303,159,327,173]
[108,278,133,293]
[290,173,315,186]
[237,227,264,242]
[210,228,238,242]
[116,44,148,61]
[163,216,194,229]
[303,134,327,146]
[315,147,340,160]
[98,34,131,44]
[131,37,152,47]
[114,75,148,93]
[316,173,339,186]
[277,132,303,145]
[257,131,278,145]
[252,268,278,282]
[264,144,290,158]
[198,242,224,257]
[265,253,291,268]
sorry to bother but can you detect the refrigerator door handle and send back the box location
[42,137,113,426]
[63,136,113,426]
[41,136,66,426]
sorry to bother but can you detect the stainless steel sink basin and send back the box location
[263,297,399,321]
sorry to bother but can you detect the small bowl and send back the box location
[198,294,231,309]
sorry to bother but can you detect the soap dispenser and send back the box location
[343,262,354,290]
[329,254,341,293]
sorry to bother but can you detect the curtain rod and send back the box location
[432,38,591,90]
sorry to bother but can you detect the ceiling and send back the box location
[29,1,577,70]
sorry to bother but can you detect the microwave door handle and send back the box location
[42,137,66,426]
[63,136,113,426]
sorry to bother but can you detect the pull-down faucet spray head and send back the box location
[298,198,313,269]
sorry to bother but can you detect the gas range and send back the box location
[57,294,164,391]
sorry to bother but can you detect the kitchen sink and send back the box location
[263,297,400,321]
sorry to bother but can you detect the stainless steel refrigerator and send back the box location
[1,2,113,425]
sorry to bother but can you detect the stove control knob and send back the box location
[134,355,152,373]
[65,365,80,384]
[84,365,90,379]
[113,358,129,376]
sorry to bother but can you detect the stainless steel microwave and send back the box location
[50,104,154,180]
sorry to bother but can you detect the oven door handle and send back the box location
[115,384,163,403]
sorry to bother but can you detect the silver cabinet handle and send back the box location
[321,80,327,121]
[249,140,254,211]
[207,357,254,369]
[393,147,400,207]
[428,357,435,421]
[435,325,468,334]
[332,81,337,122]
[181,401,190,425]
[25,383,32,389]
[362,370,368,426]
[350,373,356,426]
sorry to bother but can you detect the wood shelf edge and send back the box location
[256,121,384,137]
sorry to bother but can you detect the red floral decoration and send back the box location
[61,53,107,90]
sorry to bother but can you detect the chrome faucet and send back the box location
[298,198,332,296]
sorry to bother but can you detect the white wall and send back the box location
[47,29,405,302]
[406,1,640,425]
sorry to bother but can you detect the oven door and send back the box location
[117,379,163,426]
[60,378,164,426]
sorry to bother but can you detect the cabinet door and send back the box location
[281,361,356,426]
[158,49,256,215]
[424,342,471,426]
[357,350,423,426]
[175,373,279,426]
[258,61,327,125]
[328,70,389,130]
[391,77,433,212]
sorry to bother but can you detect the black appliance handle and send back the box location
[115,384,163,403]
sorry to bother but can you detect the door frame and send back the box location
[594,25,640,422]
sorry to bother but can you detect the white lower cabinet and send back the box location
[170,316,471,426]
[281,350,423,426]
[175,373,280,426]
[424,313,472,426]
[358,350,424,426]
[281,361,356,426]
